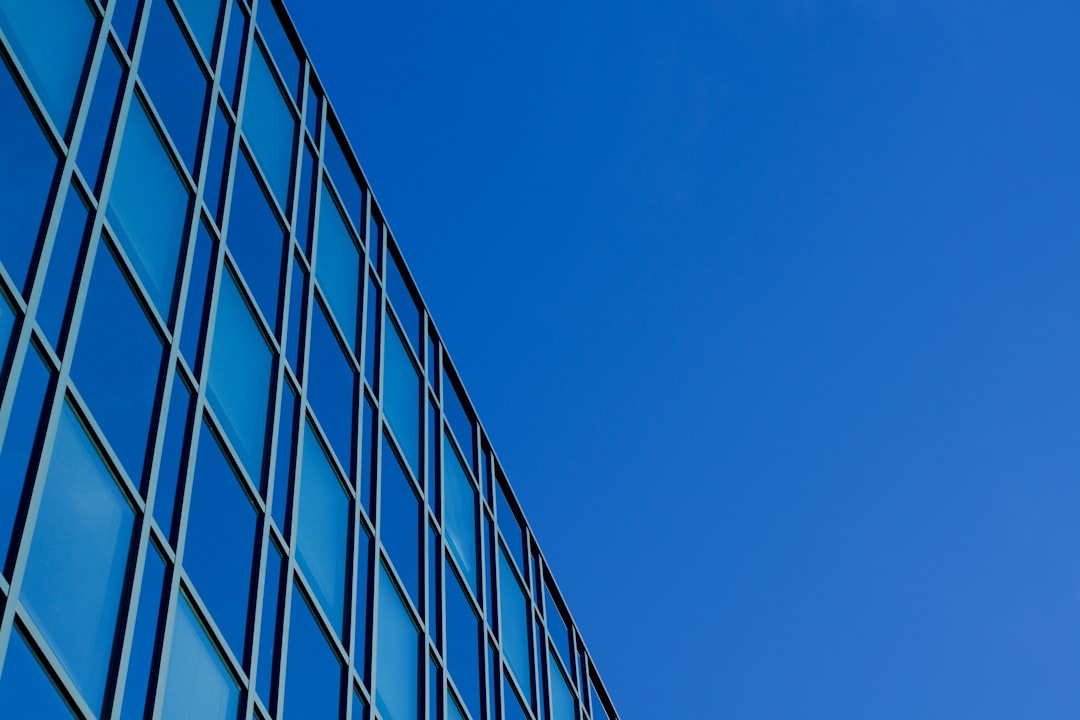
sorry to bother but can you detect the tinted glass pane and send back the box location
[304,84,318,139]
[272,380,297,533]
[285,254,306,373]
[179,220,214,370]
[362,275,378,389]
[0,343,50,569]
[315,184,361,347]
[0,627,77,719]
[360,393,376,517]
[0,290,14,372]
[175,0,223,59]
[379,436,420,606]
[184,421,258,658]
[242,42,295,207]
[21,403,135,714]
[548,655,575,720]
[161,596,242,720]
[544,585,572,672]
[256,540,284,709]
[354,525,371,678]
[38,182,90,349]
[443,372,473,471]
[499,548,531,691]
[140,0,208,173]
[297,421,350,636]
[207,269,272,482]
[256,0,299,100]
[383,318,419,473]
[229,149,286,329]
[589,681,607,720]
[503,675,529,720]
[308,298,355,468]
[444,436,477,592]
[374,563,419,720]
[353,685,368,720]
[445,564,482,720]
[107,97,191,316]
[204,102,232,225]
[447,694,467,720]
[0,57,58,290]
[72,242,163,482]
[284,587,341,720]
[154,370,192,541]
[120,544,167,720]
[496,479,526,575]
[296,144,315,254]
[111,0,140,52]
[386,251,420,353]
[0,0,95,130]
[77,41,124,193]
[219,0,245,107]
[324,123,362,232]
[426,523,437,633]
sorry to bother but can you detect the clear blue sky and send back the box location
[288,1,1080,717]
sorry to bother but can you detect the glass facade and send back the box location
[0,1,619,719]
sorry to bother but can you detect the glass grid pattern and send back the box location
[0,1,620,719]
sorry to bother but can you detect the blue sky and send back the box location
[288,1,1080,716]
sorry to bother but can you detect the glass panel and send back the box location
[354,525,371,679]
[0,344,51,569]
[496,477,527,575]
[383,317,420,474]
[255,0,299,100]
[315,183,361,348]
[445,564,482,720]
[499,547,531,692]
[107,96,191,316]
[154,370,192,541]
[241,41,295,207]
[443,371,473,472]
[119,544,168,720]
[428,656,441,720]
[256,539,284,710]
[426,523,438,634]
[360,393,376,517]
[175,0,223,59]
[443,436,477,592]
[324,123,362,232]
[503,674,529,720]
[353,685,368,720]
[111,0,140,52]
[72,241,164,483]
[139,0,208,173]
[21,402,136,714]
[296,143,316,254]
[379,435,420,606]
[76,41,124,193]
[386,250,420,353]
[161,596,242,720]
[588,680,607,720]
[285,254,306,373]
[427,399,438,513]
[0,56,58,291]
[271,379,297,534]
[374,563,419,720]
[544,584,572,673]
[204,101,233,225]
[447,693,467,720]
[0,0,96,130]
[547,654,575,720]
[0,289,14,371]
[305,83,319,139]
[219,0,246,108]
[228,148,286,329]
[297,420,350,636]
[0,626,77,719]
[179,220,214,371]
[362,274,378,390]
[207,268,273,483]
[283,586,342,720]
[184,420,259,658]
[38,182,90,350]
[307,297,355,469]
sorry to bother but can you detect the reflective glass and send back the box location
[428,656,441,720]
[242,41,295,207]
[360,393,376,516]
[324,123,362,232]
[353,525,371,678]
[544,584,572,672]
[111,0,140,52]
[204,101,232,225]
[272,379,297,533]
[38,182,90,349]
[315,184,361,347]
[589,681,607,720]
[175,0,223,59]
[443,372,474,471]
[0,56,58,291]
[447,694,467,720]
[207,268,273,482]
[497,478,527,575]
[499,547,531,691]
[107,96,191,316]
[503,675,529,720]
[0,0,95,130]
[445,564,482,720]
[379,436,420,605]
[228,149,286,328]
[284,587,341,720]
[296,144,316,254]
[256,540,284,709]
[384,318,420,473]
[140,0,208,172]
[362,275,378,390]
[256,0,300,100]
[77,41,124,193]
[161,596,242,720]
[154,370,192,541]
[21,403,135,714]
[353,685,368,720]
[308,297,355,468]
[374,563,419,720]
[120,544,167,720]
[72,241,163,483]
[387,250,420,352]
[219,0,246,107]
[305,83,319,139]
[285,254,306,373]
[444,436,477,591]
[0,626,77,719]
[548,654,575,720]
[180,220,214,370]
[184,420,259,658]
[297,420,350,636]
[426,523,438,632]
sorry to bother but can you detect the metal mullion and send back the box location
[250,25,299,117]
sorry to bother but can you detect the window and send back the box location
[161,595,242,720]
[174,0,224,59]
[379,435,421,606]
[20,403,136,714]
[548,652,576,720]
[241,41,295,208]
[374,562,419,720]
[307,297,356,469]
[443,435,478,592]
[0,625,77,719]
[499,546,531,692]
[283,586,342,720]
[383,316,420,474]
[445,563,482,720]
[227,148,286,330]
[315,183,362,348]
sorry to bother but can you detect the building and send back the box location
[0,1,620,719]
